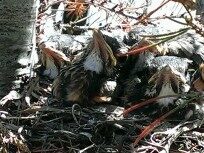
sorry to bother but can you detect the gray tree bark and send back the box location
[0,0,38,98]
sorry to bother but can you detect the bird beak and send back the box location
[148,65,186,94]
[92,29,117,67]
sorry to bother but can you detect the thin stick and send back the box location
[123,95,180,117]
[133,105,181,146]
[117,28,189,57]
[135,0,171,25]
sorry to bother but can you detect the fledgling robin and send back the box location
[52,29,117,105]
[115,54,192,107]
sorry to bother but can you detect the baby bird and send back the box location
[118,54,192,107]
[52,29,117,105]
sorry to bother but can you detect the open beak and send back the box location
[92,29,117,67]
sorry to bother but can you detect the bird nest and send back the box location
[1,0,204,153]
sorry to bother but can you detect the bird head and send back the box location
[83,29,117,75]
[148,64,190,105]
[39,42,70,79]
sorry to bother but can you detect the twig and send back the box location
[71,104,82,126]
[166,16,187,25]
[185,18,204,37]
[32,147,64,152]
[139,27,189,38]
[150,120,202,153]
[79,144,95,153]
[53,130,78,138]
[122,95,180,117]
[134,0,171,25]
[1,115,37,120]
[133,104,181,146]
[88,1,141,20]
[133,93,200,147]
[117,27,189,56]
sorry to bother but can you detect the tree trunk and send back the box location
[0,0,38,98]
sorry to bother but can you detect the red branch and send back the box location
[123,95,179,117]
[133,106,179,146]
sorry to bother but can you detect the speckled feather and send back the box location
[52,29,116,105]
[116,55,191,106]
[52,53,106,104]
